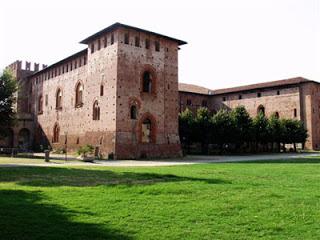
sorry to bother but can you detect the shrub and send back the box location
[77,144,94,157]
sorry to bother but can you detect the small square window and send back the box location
[91,43,95,53]
[111,34,114,45]
[97,39,101,50]
[145,39,150,49]
[104,36,107,48]
[135,36,140,47]
[124,33,129,44]
[155,41,160,52]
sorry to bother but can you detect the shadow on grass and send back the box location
[0,167,229,187]
[232,157,320,164]
[0,189,132,240]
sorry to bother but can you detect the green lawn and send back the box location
[0,159,319,239]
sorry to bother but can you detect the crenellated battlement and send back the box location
[7,60,47,73]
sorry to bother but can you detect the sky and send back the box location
[0,0,319,90]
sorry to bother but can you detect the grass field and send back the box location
[0,158,319,239]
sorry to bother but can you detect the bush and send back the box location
[77,144,94,157]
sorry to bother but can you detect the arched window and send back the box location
[142,71,153,93]
[93,101,100,120]
[38,95,43,113]
[257,105,265,116]
[130,105,137,119]
[56,88,62,109]
[53,123,60,143]
[75,82,83,107]
[141,118,152,143]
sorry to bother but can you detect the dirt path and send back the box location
[0,152,319,167]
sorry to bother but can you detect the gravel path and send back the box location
[0,152,319,167]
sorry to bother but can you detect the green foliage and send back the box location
[231,106,253,144]
[194,107,211,153]
[210,109,234,147]
[179,106,308,153]
[253,112,269,144]
[76,144,94,157]
[179,108,194,144]
[0,69,17,137]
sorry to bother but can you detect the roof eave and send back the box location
[79,22,187,46]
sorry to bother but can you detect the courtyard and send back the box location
[0,155,319,239]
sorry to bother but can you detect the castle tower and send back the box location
[80,23,187,158]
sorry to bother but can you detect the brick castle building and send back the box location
[2,23,319,158]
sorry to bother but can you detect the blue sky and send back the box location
[0,0,319,90]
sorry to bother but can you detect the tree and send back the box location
[268,113,282,152]
[0,69,17,137]
[231,106,253,151]
[194,107,211,154]
[252,112,269,152]
[279,119,308,152]
[211,109,234,152]
[179,108,195,153]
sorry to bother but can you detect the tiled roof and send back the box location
[179,77,316,96]
[213,77,313,95]
[80,22,187,45]
[178,83,213,95]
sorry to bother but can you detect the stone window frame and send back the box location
[140,65,157,97]
[38,94,43,114]
[93,100,100,121]
[155,41,160,52]
[75,81,84,108]
[135,36,140,47]
[145,38,150,49]
[124,32,129,44]
[55,88,63,110]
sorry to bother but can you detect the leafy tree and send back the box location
[194,107,211,154]
[279,119,308,152]
[294,121,308,150]
[211,109,234,152]
[0,69,17,137]
[252,112,270,152]
[179,108,195,153]
[268,113,282,152]
[231,106,253,150]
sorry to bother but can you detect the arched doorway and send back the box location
[139,113,157,144]
[18,128,30,149]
